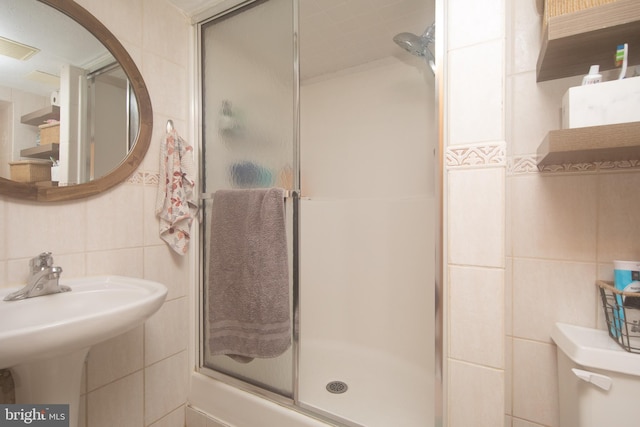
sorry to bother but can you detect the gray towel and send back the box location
[207,188,291,362]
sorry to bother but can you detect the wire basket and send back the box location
[598,280,640,353]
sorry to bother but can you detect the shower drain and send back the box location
[326,381,348,394]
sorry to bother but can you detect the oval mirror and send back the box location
[0,0,152,202]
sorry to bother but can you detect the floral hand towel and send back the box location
[155,128,198,254]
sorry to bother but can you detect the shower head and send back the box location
[393,23,436,73]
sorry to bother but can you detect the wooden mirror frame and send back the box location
[0,0,153,202]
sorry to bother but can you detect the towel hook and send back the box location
[166,120,174,133]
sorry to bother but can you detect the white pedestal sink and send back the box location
[0,276,168,427]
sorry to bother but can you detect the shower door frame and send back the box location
[191,0,446,426]
[194,0,306,414]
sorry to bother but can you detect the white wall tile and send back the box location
[506,172,513,256]
[185,407,207,427]
[206,418,228,427]
[510,72,580,156]
[75,0,144,49]
[142,0,191,66]
[513,259,597,342]
[448,167,505,267]
[506,79,516,160]
[149,405,186,427]
[142,120,162,178]
[449,265,504,368]
[142,53,189,120]
[448,360,504,427]
[144,245,190,300]
[145,351,189,426]
[52,253,87,279]
[505,257,513,336]
[87,326,144,391]
[597,172,640,262]
[145,297,189,365]
[144,180,167,247]
[505,336,513,416]
[184,408,231,427]
[78,393,86,427]
[80,361,87,395]
[0,261,6,289]
[513,418,546,427]
[86,248,144,278]
[6,257,41,286]
[5,200,86,258]
[0,198,5,260]
[512,339,559,427]
[119,40,144,75]
[87,372,144,427]
[448,40,505,146]
[142,115,189,174]
[85,185,145,251]
[510,174,597,261]
[448,0,504,50]
[511,0,542,74]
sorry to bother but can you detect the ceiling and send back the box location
[170,0,435,80]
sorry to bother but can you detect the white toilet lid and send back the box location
[552,322,640,377]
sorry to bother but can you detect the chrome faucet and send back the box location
[3,252,70,301]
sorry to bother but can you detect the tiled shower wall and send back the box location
[0,1,192,426]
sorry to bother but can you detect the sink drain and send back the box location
[326,380,348,394]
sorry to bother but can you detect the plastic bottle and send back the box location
[581,65,602,85]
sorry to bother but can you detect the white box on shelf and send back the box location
[50,165,60,182]
[561,75,640,129]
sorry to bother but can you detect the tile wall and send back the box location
[0,1,192,426]
[447,0,640,425]
[446,0,640,425]
[505,1,640,427]
[445,0,506,425]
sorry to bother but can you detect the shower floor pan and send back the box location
[298,340,433,427]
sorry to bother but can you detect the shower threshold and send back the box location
[190,368,365,427]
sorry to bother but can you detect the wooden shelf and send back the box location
[20,143,59,160]
[537,0,640,82]
[537,122,640,166]
[20,105,60,126]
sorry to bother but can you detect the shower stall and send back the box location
[192,0,441,426]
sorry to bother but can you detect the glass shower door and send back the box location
[199,0,297,398]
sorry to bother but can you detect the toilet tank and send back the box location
[552,323,640,427]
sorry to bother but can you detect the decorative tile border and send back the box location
[127,171,145,185]
[135,154,640,182]
[508,155,539,174]
[596,160,640,171]
[508,155,640,175]
[125,171,160,185]
[144,171,160,185]
[537,162,597,173]
[446,142,506,168]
